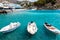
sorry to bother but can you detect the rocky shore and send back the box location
[0,10,7,13]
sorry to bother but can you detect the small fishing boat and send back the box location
[44,22,60,34]
[0,22,20,33]
[27,21,38,35]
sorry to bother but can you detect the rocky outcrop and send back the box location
[0,10,7,13]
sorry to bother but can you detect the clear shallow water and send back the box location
[0,10,60,40]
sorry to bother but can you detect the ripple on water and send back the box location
[0,10,60,40]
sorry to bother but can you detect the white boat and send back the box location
[31,9,36,10]
[0,22,20,33]
[31,8,37,10]
[27,21,38,35]
[44,23,60,34]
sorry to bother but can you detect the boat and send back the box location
[0,22,20,33]
[27,21,38,35]
[44,22,60,34]
[31,8,37,10]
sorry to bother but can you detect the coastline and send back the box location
[12,9,27,12]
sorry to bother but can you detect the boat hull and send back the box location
[44,24,60,34]
[27,22,38,35]
[0,22,20,33]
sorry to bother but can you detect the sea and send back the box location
[0,10,60,40]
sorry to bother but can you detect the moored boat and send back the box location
[44,22,60,34]
[27,21,38,35]
[0,22,20,33]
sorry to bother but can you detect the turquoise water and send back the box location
[0,10,60,40]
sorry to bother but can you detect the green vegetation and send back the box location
[34,0,56,7]
[34,0,46,7]
[50,0,56,6]
[16,0,58,9]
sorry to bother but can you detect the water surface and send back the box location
[0,10,60,40]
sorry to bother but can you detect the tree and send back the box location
[34,0,46,7]
[46,0,56,5]
[34,0,56,7]
[51,0,56,6]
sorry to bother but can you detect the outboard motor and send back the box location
[29,21,33,25]
[45,22,48,25]
[31,21,33,23]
